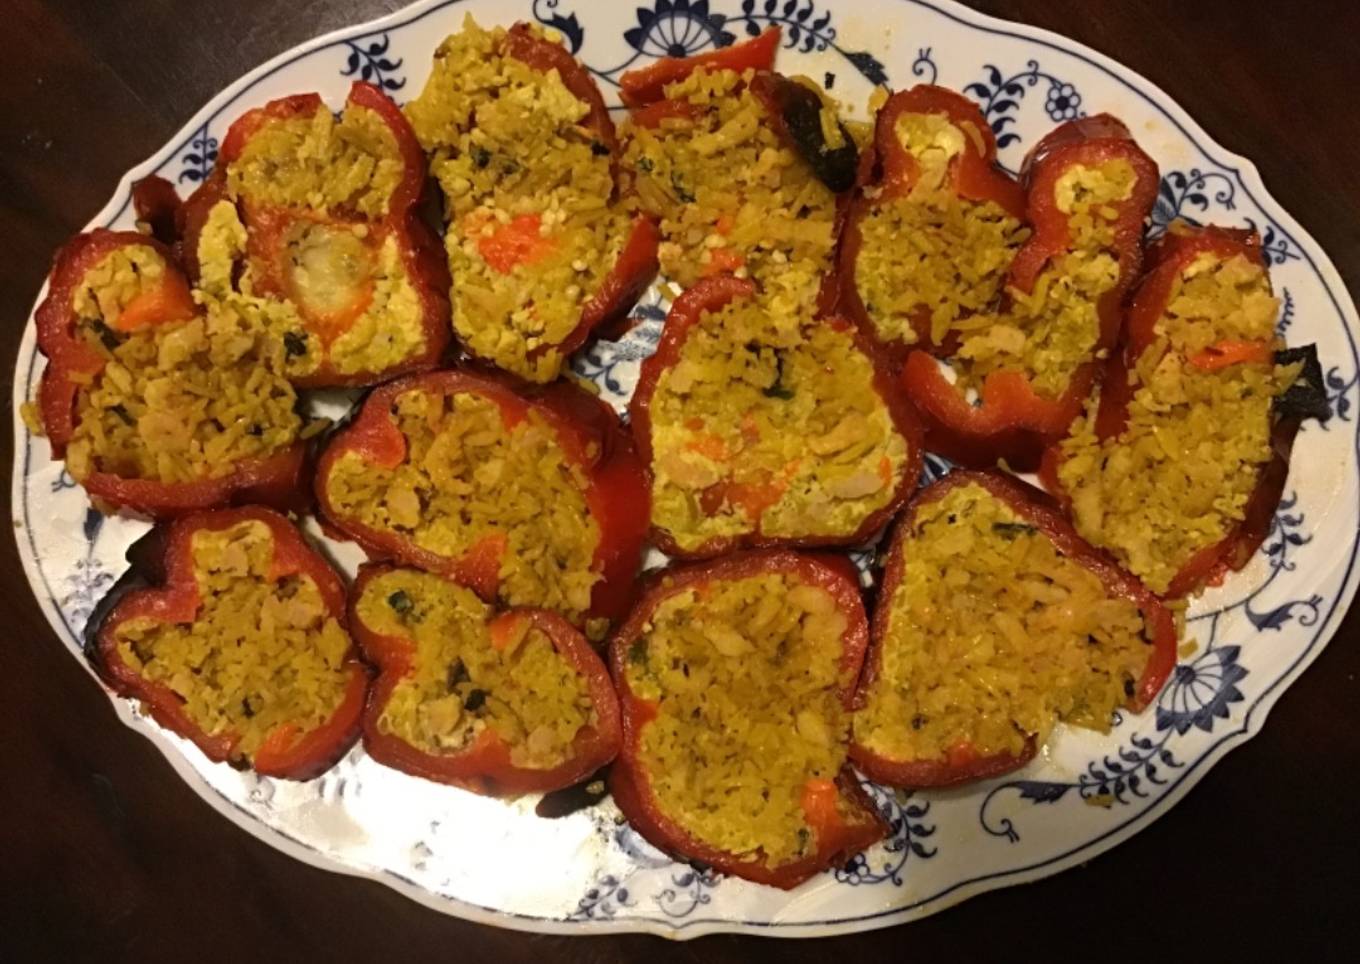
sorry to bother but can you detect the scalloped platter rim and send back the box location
[10,0,1360,940]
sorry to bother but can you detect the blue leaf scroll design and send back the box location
[835,784,937,886]
[654,865,721,917]
[964,60,1085,150]
[340,33,406,92]
[1324,366,1358,425]
[178,124,218,185]
[569,874,636,920]
[533,0,587,54]
[1147,167,1238,239]
[544,0,895,89]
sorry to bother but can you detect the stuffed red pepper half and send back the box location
[610,550,887,889]
[1042,223,1329,597]
[157,81,451,388]
[836,85,1029,356]
[350,564,620,795]
[88,506,368,778]
[315,368,649,639]
[851,470,1178,788]
[629,275,922,558]
[403,18,658,382]
[30,229,312,517]
[620,27,857,310]
[901,114,1159,469]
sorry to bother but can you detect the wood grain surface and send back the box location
[2,1,1356,959]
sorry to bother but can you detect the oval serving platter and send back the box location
[11,0,1360,940]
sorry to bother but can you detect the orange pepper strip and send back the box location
[800,778,844,839]
[1187,339,1275,371]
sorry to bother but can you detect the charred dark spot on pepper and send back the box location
[768,77,859,193]
[590,139,610,157]
[535,769,611,819]
[1274,344,1330,423]
[283,331,308,358]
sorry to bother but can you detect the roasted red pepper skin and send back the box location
[609,550,887,889]
[850,469,1178,788]
[88,506,368,779]
[315,368,649,626]
[901,114,1159,471]
[629,275,924,558]
[619,28,781,108]
[836,86,1027,356]
[1040,225,1300,599]
[171,82,451,389]
[33,229,314,518]
[350,563,621,796]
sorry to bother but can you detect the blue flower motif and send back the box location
[1045,82,1081,121]
[624,0,734,58]
[1155,646,1248,735]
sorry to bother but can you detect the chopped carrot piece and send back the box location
[714,213,735,236]
[113,275,196,331]
[476,213,557,273]
[701,247,745,277]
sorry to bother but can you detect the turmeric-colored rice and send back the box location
[853,111,1029,346]
[112,520,353,756]
[622,67,840,315]
[324,388,602,623]
[404,16,633,382]
[355,568,596,768]
[951,158,1136,398]
[62,245,301,485]
[1056,251,1294,592]
[853,483,1152,762]
[624,571,857,866]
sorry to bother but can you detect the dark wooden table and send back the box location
[3,1,1357,959]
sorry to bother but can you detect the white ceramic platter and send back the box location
[11,0,1360,940]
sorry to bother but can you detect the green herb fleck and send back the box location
[387,590,414,616]
[636,156,655,173]
[463,688,488,712]
[446,658,470,692]
[628,640,648,665]
[991,522,1037,539]
[671,172,695,203]
[471,146,491,168]
[109,404,134,426]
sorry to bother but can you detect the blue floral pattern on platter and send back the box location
[12,0,1360,940]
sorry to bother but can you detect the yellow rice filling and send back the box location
[855,112,1028,347]
[624,571,857,866]
[63,246,300,484]
[1056,252,1293,593]
[622,67,839,315]
[649,298,909,551]
[197,197,428,380]
[405,17,632,383]
[112,520,352,756]
[325,389,602,624]
[854,483,1152,762]
[951,159,1136,398]
[355,569,596,768]
[226,101,404,219]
